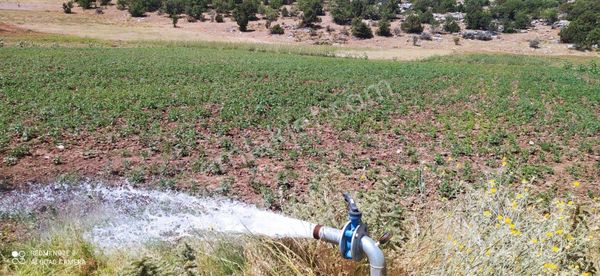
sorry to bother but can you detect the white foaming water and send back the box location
[0,183,315,250]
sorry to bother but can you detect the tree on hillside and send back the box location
[513,11,530,29]
[330,0,353,25]
[420,10,434,24]
[351,18,373,39]
[560,11,600,48]
[443,16,461,33]
[163,0,185,27]
[464,0,493,30]
[76,0,94,9]
[299,0,323,26]
[379,0,398,20]
[401,13,423,33]
[164,0,185,17]
[233,0,257,31]
[559,0,600,48]
[62,1,74,13]
[376,19,392,36]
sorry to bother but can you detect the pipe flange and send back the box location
[350,223,367,261]
[339,221,352,258]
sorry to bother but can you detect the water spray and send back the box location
[0,184,389,275]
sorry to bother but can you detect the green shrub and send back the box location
[270,23,284,34]
[443,16,461,33]
[351,18,373,39]
[587,28,600,47]
[376,19,391,36]
[379,0,397,20]
[270,0,283,9]
[299,0,322,26]
[164,0,185,17]
[76,0,93,9]
[116,0,127,10]
[529,38,540,48]
[128,0,147,17]
[172,15,179,27]
[264,6,278,21]
[514,11,530,29]
[213,0,232,13]
[186,5,205,20]
[330,0,352,25]
[62,1,74,13]
[363,5,381,20]
[465,0,492,30]
[453,36,460,45]
[540,7,558,24]
[401,13,423,33]
[502,19,516,33]
[420,10,434,24]
[560,10,600,48]
[234,1,257,31]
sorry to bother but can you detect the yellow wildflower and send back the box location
[582,272,591,276]
[509,223,516,230]
[572,181,581,187]
[566,234,574,241]
[360,174,367,181]
[483,210,492,217]
[516,193,523,199]
[511,229,522,236]
[555,229,563,235]
[488,179,496,186]
[497,215,504,221]
[544,263,558,270]
[568,201,574,206]
[504,217,512,224]
[511,201,517,209]
[545,232,554,238]
[489,188,497,194]
[531,238,538,244]
[521,178,528,184]
[544,213,551,219]
[501,156,508,167]
[552,246,560,252]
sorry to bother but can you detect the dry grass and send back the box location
[397,174,600,275]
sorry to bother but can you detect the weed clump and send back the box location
[529,38,541,48]
[428,179,598,275]
[62,1,74,13]
[376,19,392,37]
[351,19,373,39]
[270,24,284,35]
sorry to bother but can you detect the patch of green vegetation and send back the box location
[0,47,598,191]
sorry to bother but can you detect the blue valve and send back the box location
[339,192,366,260]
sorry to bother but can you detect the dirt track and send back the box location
[1,0,599,60]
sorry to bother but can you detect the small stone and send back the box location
[528,141,535,145]
[57,145,65,150]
